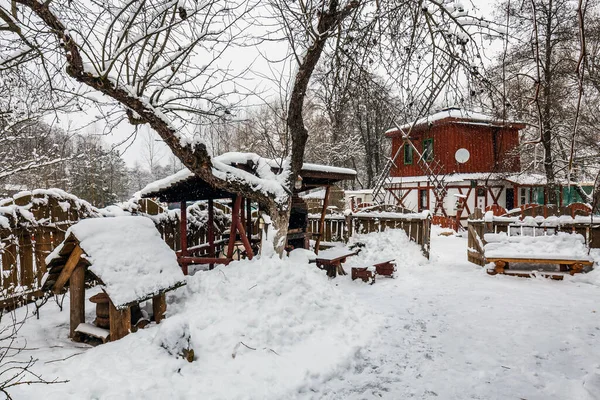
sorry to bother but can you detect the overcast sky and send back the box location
[58,0,500,169]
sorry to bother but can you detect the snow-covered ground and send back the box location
[4,228,600,399]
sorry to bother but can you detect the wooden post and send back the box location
[152,293,167,323]
[18,231,34,291]
[236,220,254,259]
[180,201,188,275]
[246,198,252,243]
[53,245,84,292]
[208,199,215,270]
[314,186,331,255]
[109,300,131,341]
[69,264,85,339]
[227,196,242,259]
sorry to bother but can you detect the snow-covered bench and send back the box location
[350,259,396,284]
[484,232,594,279]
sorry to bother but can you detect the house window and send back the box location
[423,138,434,162]
[419,189,428,211]
[520,187,529,205]
[404,145,413,165]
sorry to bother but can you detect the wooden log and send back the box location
[153,293,167,324]
[570,263,584,275]
[109,300,131,341]
[69,265,85,339]
[494,260,506,274]
[53,245,84,293]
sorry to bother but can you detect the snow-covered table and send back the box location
[315,248,358,278]
[483,232,594,278]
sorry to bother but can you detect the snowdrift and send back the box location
[14,253,379,399]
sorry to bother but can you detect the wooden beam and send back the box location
[109,299,131,341]
[227,196,242,259]
[152,293,167,324]
[208,199,215,270]
[246,198,252,243]
[236,220,254,259]
[69,264,85,339]
[53,244,84,293]
[180,201,188,275]
[314,186,331,255]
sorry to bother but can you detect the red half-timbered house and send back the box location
[384,108,529,224]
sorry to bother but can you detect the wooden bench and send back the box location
[351,260,396,284]
[315,249,358,278]
[486,257,593,279]
[373,260,396,277]
[351,267,376,284]
[75,322,110,343]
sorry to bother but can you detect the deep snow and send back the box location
[4,228,600,399]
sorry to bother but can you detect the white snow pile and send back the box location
[484,232,593,261]
[347,228,429,268]
[16,253,377,399]
[45,216,185,307]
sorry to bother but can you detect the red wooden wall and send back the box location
[389,122,521,177]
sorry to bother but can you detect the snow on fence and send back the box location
[307,211,431,258]
[0,191,230,309]
[467,208,600,267]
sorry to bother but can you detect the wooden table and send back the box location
[315,248,358,278]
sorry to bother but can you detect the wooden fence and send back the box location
[308,211,431,258]
[0,192,230,309]
[467,208,600,266]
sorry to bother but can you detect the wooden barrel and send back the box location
[89,292,110,329]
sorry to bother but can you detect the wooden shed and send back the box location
[42,216,185,342]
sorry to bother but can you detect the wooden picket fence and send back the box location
[307,211,431,258]
[0,191,230,309]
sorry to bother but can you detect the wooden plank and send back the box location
[53,244,84,293]
[18,231,34,290]
[1,234,18,294]
[69,265,85,339]
[153,293,167,324]
[485,257,593,265]
[109,299,131,341]
[34,227,52,287]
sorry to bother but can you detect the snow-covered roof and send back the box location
[387,173,506,185]
[385,108,525,135]
[44,216,185,308]
[345,189,374,195]
[388,173,592,186]
[137,152,357,200]
[301,189,326,200]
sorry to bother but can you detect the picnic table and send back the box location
[314,248,358,278]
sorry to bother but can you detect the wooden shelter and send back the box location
[42,217,185,342]
[139,155,356,271]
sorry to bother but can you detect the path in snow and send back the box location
[318,233,600,400]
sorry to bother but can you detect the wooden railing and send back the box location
[467,208,600,267]
[0,191,230,309]
[308,211,431,259]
